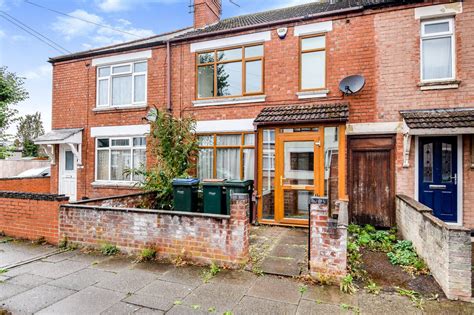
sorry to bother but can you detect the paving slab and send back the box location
[260,256,302,277]
[0,242,57,268]
[210,270,258,288]
[100,302,141,314]
[134,307,165,314]
[95,269,157,293]
[24,260,89,279]
[302,285,357,306]
[131,261,175,275]
[357,293,421,315]
[296,299,350,315]
[0,284,75,314]
[233,295,298,315]
[0,283,30,301]
[41,251,78,263]
[123,294,174,312]
[166,305,208,315]
[36,286,126,315]
[247,276,301,304]
[423,300,474,315]
[135,279,193,300]
[159,266,204,288]
[49,268,117,291]
[183,282,248,313]
[91,256,135,272]
[6,273,51,288]
[67,252,110,265]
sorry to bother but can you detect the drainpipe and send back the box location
[167,40,172,112]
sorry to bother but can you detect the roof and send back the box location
[35,128,83,144]
[401,108,474,129]
[50,0,422,63]
[254,103,349,125]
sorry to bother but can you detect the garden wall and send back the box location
[309,197,348,281]
[0,177,50,194]
[59,193,250,267]
[0,191,69,244]
[396,195,472,300]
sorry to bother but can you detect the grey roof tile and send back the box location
[401,108,474,129]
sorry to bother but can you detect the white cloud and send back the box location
[22,65,52,80]
[52,9,103,41]
[0,29,5,38]
[96,0,182,12]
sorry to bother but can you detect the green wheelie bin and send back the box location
[224,180,254,215]
[172,178,199,212]
[202,180,227,215]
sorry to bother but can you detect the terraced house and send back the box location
[35,0,473,232]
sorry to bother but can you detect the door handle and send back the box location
[452,174,457,185]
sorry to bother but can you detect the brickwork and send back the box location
[0,192,69,244]
[59,193,250,267]
[396,195,472,300]
[0,177,51,194]
[463,135,474,229]
[194,0,221,29]
[309,197,347,281]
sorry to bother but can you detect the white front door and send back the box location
[59,144,77,201]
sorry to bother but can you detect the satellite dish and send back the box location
[339,75,365,95]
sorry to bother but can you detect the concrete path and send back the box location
[1,241,474,315]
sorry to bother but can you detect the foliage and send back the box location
[396,287,424,310]
[347,241,366,280]
[16,112,44,157]
[0,145,14,160]
[348,224,397,252]
[299,285,308,294]
[138,248,156,262]
[340,274,358,294]
[0,67,28,139]
[364,281,381,295]
[201,262,220,283]
[100,243,119,256]
[340,303,360,314]
[133,108,198,209]
[387,240,428,274]
[0,268,7,274]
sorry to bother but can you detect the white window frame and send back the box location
[95,136,146,183]
[420,18,456,83]
[96,61,148,108]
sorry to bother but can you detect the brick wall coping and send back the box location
[396,194,470,232]
[61,203,232,220]
[0,191,69,202]
[71,192,153,205]
[0,176,51,181]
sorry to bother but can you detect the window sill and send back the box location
[418,80,460,91]
[192,95,266,107]
[91,181,141,188]
[93,105,148,113]
[296,90,329,99]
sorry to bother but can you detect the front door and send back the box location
[419,136,458,223]
[274,132,322,225]
[59,144,77,201]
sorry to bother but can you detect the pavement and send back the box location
[1,240,474,315]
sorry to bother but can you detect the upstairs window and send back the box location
[300,34,326,91]
[196,44,264,99]
[421,18,455,82]
[97,61,147,107]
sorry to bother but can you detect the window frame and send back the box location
[197,132,256,180]
[420,18,456,83]
[95,136,146,183]
[96,61,148,108]
[299,33,327,92]
[195,44,265,100]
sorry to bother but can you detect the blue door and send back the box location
[419,137,457,222]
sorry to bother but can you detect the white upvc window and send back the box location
[96,61,147,107]
[420,18,455,82]
[95,136,146,183]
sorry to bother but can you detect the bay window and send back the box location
[197,133,255,180]
[196,44,264,99]
[96,136,146,182]
[97,61,147,107]
[300,34,326,91]
[421,18,455,82]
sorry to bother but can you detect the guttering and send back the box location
[167,40,172,112]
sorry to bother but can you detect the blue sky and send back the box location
[0,0,314,134]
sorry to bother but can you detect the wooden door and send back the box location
[349,136,395,228]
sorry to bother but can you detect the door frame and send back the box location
[59,144,78,202]
[414,135,463,226]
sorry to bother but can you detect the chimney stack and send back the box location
[193,0,222,29]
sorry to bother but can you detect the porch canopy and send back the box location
[253,103,349,126]
[34,128,83,166]
[400,108,474,167]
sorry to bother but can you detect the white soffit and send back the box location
[91,125,150,137]
[190,31,271,52]
[92,50,152,67]
[294,21,333,37]
[196,119,255,133]
[415,2,462,19]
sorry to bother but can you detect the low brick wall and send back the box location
[397,195,472,300]
[59,193,250,267]
[0,176,50,194]
[309,197,348,281]
[0,191,69,244]
[74,192,156,208]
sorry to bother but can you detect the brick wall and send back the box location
[0,192,69,244]
[309,197,347,281]
[59,193,250,267]
[0,177,51,194]
[397,195,472,300]
[463,135,474,229]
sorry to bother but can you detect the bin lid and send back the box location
[172,178,200,186]
[202,179,226,186]
[225,179,254,187]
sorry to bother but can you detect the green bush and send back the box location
[101,243,119,256]
[139,248,156,262]
[387,240,428,273]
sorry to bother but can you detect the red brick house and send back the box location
[35,0,474,231]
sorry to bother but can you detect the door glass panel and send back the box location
[284,141,314,186]
[324,127,339,212]
[262,129,275,220]
[284,190,311,219]
[423,143,433,182]
[442,143,452,183]
[65,151,74,171]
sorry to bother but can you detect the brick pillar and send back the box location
[229,193,250,264]
[309,197,347,281]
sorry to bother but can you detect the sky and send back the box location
[0,0,316,135]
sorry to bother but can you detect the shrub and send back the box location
[101,243,119,256]
[201,262,220,283]
[138,248,156,262]
[387,240,428,274]
[340,274,358,294]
